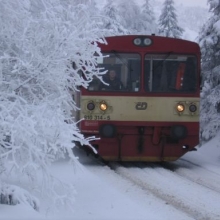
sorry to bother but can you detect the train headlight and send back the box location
[133,38,141,46]
[143,38,152,46]
[87,101,95,111]
[100,101,108,111]
[189,104,197,113]
[176,103,185,112]
[133,37,152,46]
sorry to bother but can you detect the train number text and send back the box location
[84,115,110,120]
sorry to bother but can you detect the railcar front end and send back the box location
[78,35,200,162]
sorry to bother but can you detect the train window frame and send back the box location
[87,52,141,93]
[144,54,198,93]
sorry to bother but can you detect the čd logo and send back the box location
[136,102,147,110]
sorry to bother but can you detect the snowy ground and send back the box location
[1,133,220,220]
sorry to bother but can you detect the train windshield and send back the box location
[88,53,141,92]
[144,54,197,93]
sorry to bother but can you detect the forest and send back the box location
[0,0,219,214]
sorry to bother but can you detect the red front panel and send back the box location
[81,120,199,162]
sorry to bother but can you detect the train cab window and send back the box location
[144,54,197,93]
[88,53,141,92]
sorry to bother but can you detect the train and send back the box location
[76,35,200,162]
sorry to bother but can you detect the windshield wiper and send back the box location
[153,51,173,72]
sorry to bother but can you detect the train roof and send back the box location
[99,35,200,55]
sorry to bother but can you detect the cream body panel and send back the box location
[81,96,199,122]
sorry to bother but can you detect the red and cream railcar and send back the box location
[77,35,200,162]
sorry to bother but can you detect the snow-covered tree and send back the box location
[139,0,157,35]
[158,0,184,38]
[118,0,143,34]
[198,0,220,141]
[0,0,106,211]
[101,0,128,36]
[178,6,209,40]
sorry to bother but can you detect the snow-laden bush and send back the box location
[0,0,106,211]
[0,183,39,211]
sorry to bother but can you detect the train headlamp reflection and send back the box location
[100,102,108,111]
[176,104,185,112]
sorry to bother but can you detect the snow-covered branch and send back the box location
[0,0,106,211]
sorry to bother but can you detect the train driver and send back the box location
[99,69,123,91]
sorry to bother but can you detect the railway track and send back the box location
[109,161,220,220]
[74,147,220,220]
[159,159,220,195]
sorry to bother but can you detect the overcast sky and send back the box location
[149,0,208,8]
[96,0,209,9]
[169,0,208,8]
